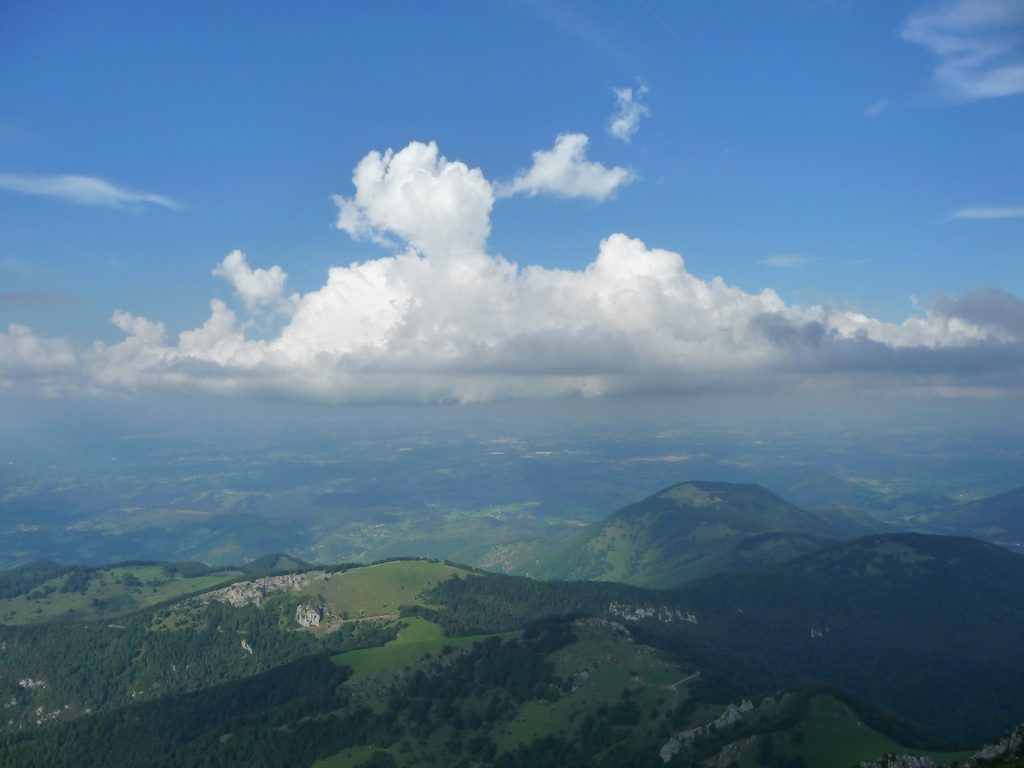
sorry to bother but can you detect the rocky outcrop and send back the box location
[967,723,1024,765]
[659,699,755,763]
[570,670,589,694]
[859,722,1024,768]
[18,678,44,690]
[609,602,697,624]
[573,617,631,637]
[710,736,757,768]
[295,603,322,628]
[199,572,325,608]
[241,639,253,654]
[859,757,937,768]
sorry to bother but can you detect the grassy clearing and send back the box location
[733,695,973,768]
[300,560,465,635]
[331,618,447,677]
[312,744,397,768]
[331,617,514,678]
[0,565,240,626]
[492,621,686,752]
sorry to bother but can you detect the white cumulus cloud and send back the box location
[0,173,178,210]
[608,86,650,142]
[3,140,1021,402]
[0,324,77,380]
[66,139,1024,403]
[902,0,1024,101]
[496,134,635,202]
[333,142,494,258]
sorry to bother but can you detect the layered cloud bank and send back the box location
[5,138,1024,402]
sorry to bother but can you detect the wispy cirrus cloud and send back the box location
[953,205,1024,219]
[0,172,178,210]
[761,254,819,268]
[902,0,1024,101]
[864,98,889,116]
[0,290,76,306]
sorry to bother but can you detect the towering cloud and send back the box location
[3,136,1022,401]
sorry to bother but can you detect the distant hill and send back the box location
[933,486,1024,550]
[515,480,888,587]
[424,532,1024,743]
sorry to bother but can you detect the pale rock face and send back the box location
[962,723,1024,767]
[710,736,757,768]
[859,722,1024,768]
[659,698,758,763]
[241,639,253,655]
[860,756,937,768]
[199,572,324,608]
[18,678,44,690]
[608,602,696,624]
[572,617,631,637]
[295,603,322,628]
[570,671,589,694]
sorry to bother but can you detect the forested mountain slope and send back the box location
[934,486,1024,549]
[422,533,1024,743]
[515,481,887,587]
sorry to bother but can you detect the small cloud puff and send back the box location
[608,86,650,142]
[761,254,819,268]
[496,133,634,202]
[0,173,177,210]
[212,251,298,313]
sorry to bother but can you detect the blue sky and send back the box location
[1,1,1023,403]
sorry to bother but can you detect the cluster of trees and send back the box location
[0,592,397,727]
[0,558,248,602]
[0,562,94,599]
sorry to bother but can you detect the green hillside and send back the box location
[1,542,1022,764]
[420,533,1024,743]
[0,613,972,768]
[516,481,887,587]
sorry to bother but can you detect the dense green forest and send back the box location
[0,614,963,768]
[417,534,1024,743]
[0,589,397,727]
